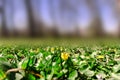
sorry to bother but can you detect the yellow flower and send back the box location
[51,47,54,53]
[30,48,39,53]
[97,55,104,59]
[61,52,69,60]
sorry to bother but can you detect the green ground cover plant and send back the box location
[0,38,120,80]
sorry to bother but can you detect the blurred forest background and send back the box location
[0,0,120,38]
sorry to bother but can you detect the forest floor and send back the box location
[0,38,120,80]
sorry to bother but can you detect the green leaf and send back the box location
[68,70,78,80]
[0,61,12,72]
[28,57,36,67]
[47,74,53,80]
[84,70,95,77]
[6,54,15,59]
[96,71,106,79]
[113,64,120,73]
[40,71,46,80]
[0,57,7,61]
[27,74,36,80]
[21,59,29,69]
[0,70,5,79]
[15,73,23,80]
[111,73,120,80]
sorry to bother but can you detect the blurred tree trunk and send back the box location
[115,0,120,37]
[59,0,78,37]
[9,0,17,37]
[0,0,8,37]
[59,0,71,36]
[25,0,36,37]
[59,0,66,36]
[86,0,103,37]
[35,0,44,37]
[48,0,59,37]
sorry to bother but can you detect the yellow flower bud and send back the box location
[97,55,104,59]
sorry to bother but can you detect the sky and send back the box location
[0,0,119,33]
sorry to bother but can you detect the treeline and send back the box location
[0,0,120,38]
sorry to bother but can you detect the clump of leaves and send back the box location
[0,46,120,80]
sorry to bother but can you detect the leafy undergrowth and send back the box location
[0,45,120,80]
